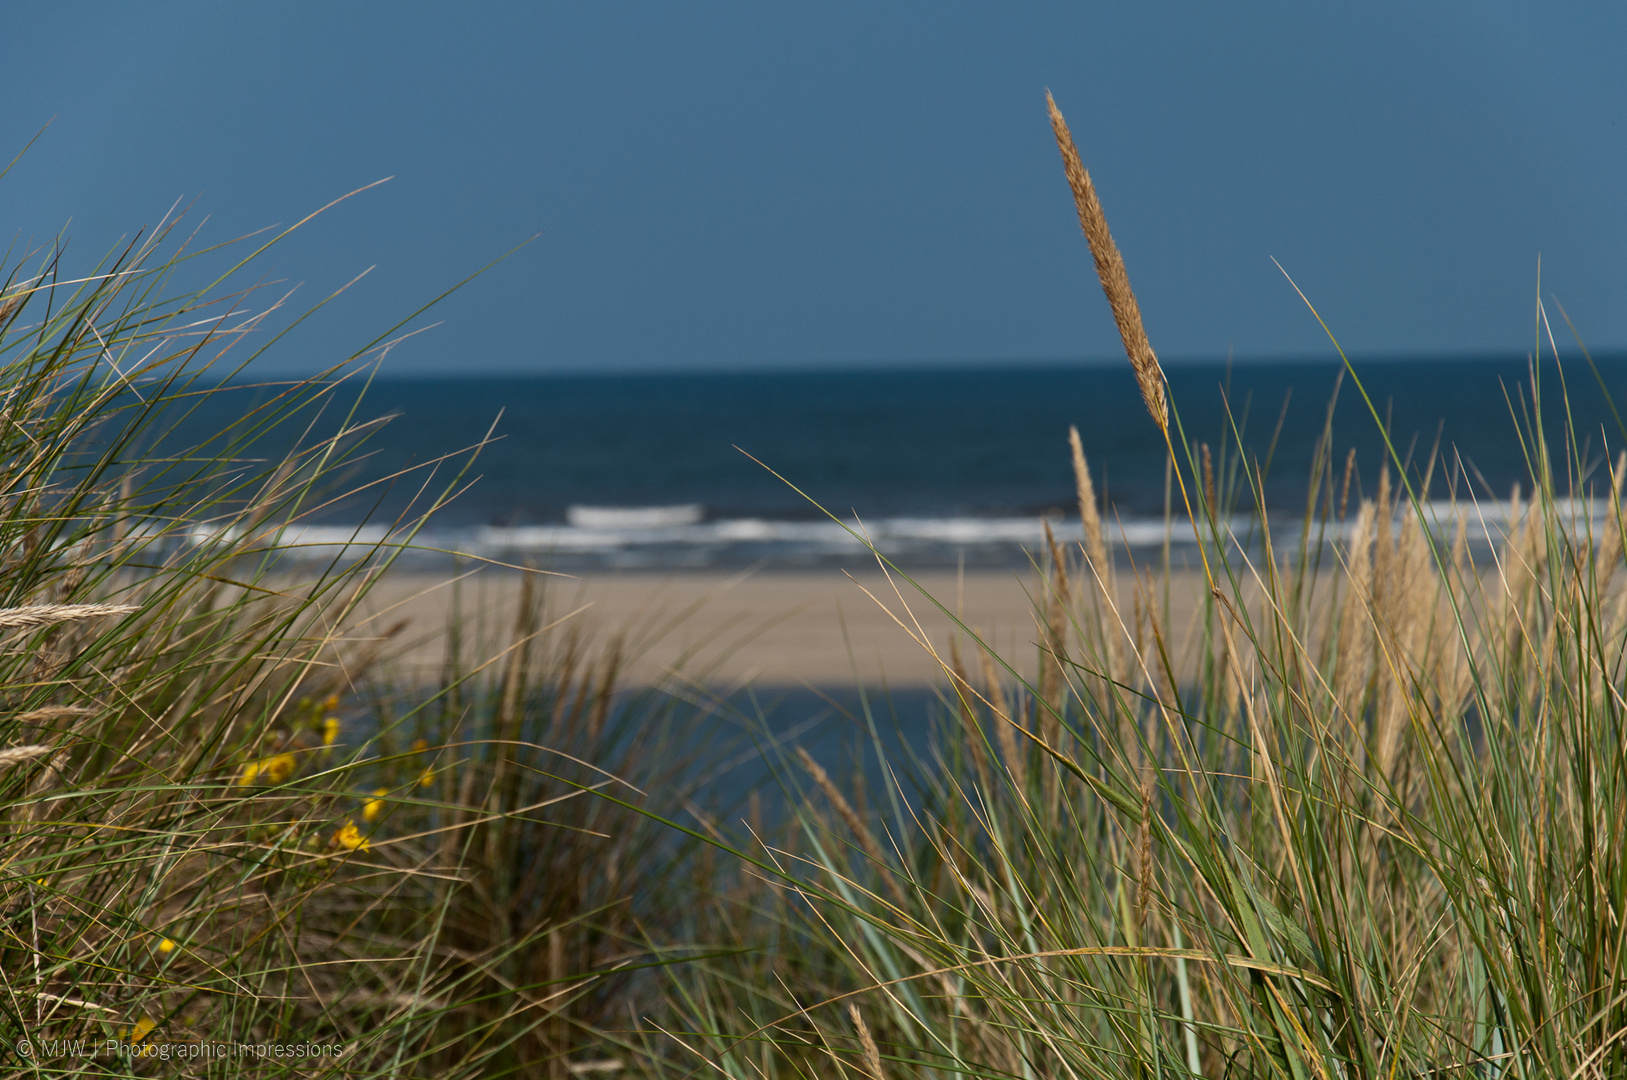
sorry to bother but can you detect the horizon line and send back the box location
[232,347,1627,382]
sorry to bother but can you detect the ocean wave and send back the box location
[371,512,1255,567]
[565,504,704,528]
[132,496,1617,570]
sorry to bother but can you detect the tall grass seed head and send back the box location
[1047,91,1167,432]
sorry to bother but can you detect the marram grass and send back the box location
[649,103,1627,1080]
[5,109,1627,1080]
[0,203,721,1078]
[673,442,1627,1078]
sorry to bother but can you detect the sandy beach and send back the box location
[345,567,1071,687]
[337,564,1226,689]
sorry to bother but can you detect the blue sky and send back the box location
[2,3,1623,374]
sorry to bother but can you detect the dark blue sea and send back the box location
[187,355,1627,569]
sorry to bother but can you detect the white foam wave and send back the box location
[454,514,1237,557]
[146,495,1624,567]
[565,504,704,528]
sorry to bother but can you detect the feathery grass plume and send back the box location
[1069,425,1110,580]
[1041,517,1073,610]
[1068,425,1128,708]
[1499,480,1551,703]
[1605,504,1627,685]
[1335,499,1377,733]
[1038,519,1071,732]
[947,635,993,795]
[797,746,907,908]
[0,744,53,771]
[848,1003,885,1080]
[1596,450,1627,592]
[1372,464,1396,604]
[25,748,69,794]
[1047,91,1166,432]
[1373,511,1431,782]
[1338,446,1358,518]
[1431,513,1472,717]
[12,706,94,725]
[1200,441,1216,517]
[0,603,137,631]
[1038,522,1072,814]
[1523,505,1557,716]
[978,639,1024,789]
[1499,481,1529,661]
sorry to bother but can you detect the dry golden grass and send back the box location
[0,744,54,771]
[0,603,138,631]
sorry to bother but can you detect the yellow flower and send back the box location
[324,693,340,710]
[333,820,370,852]
[322,716,341,746]
[363,788,387,823]
[417,766,435,789]
[237,754,295,786]
[239,752,297,786]
[122,1017,157,1043]
[411,738,429,754]
[157,938,175,954]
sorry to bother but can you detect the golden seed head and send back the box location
[1047,91,1167,433]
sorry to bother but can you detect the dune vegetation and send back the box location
[654,99,1627,1080]
[3,100,1626,1079]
